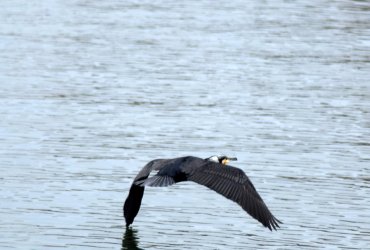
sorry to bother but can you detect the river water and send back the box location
[1,0,369,249]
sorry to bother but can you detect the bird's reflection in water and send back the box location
[121,227,144,250]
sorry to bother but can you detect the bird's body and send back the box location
[124,155,281,231]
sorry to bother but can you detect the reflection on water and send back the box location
[1,0,370,249]
[122,228,143,250]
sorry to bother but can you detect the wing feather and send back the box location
[138,175,176,187]
[187,162,281,231]
[124,158,175,226]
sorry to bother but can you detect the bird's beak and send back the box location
[221,157,237,165]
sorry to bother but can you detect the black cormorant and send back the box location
[123,155,281,231]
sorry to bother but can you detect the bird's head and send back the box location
[206,155,238,165]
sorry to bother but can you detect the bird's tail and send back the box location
[123,183,145,227]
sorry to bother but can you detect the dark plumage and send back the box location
[123,155,281,231]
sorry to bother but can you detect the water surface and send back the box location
[1,0,370,249]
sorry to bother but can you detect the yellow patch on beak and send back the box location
[221,159,229,165]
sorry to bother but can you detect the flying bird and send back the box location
[123,155,281,230]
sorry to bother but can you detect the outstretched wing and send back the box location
[186,161,281,230]
[124,158,173,226]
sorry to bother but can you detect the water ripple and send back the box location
[1,0,370,249]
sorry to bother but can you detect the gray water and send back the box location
[1,0,370,249]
